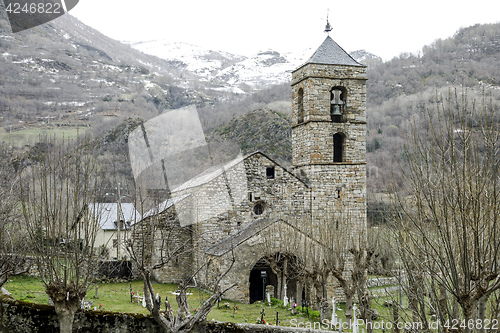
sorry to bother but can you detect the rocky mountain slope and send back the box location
[2,7,500,196]
[0,8,237,131]
[129,40,381,93]
[0,4,380,134]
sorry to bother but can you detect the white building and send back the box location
[90,203,140,260]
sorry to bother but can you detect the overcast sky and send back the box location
[70,0,500,61]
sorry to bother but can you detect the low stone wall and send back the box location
[0,297,333,333]
[98,260,134,280]
[366,276,406,288]
[25,258,136,281]
[0,297,161,333]
[195,321,333,333]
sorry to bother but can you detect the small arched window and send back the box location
[297,88,304,124]
[333,133,345,162]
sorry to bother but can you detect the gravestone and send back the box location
[352,304,359,333]
[283,284,288,307]
[331,297,337,326]
[80,299,93,310]
[265,285,274,305]
[320,299,331,323]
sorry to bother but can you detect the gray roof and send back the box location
[301,36,364,68]
[172,154,246,192]
[204,218,274,256]
[89,203,140,230]
[141,194,191,220]
[205,218,325,257]
[172,151,309,194]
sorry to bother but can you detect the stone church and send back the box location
[137,30,367,306]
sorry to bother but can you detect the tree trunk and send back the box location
[393,305,400,333]
[332,270,354,326]
[276,274,282,301]
[360,291,373,333]
[296,280,303,306]
[54,300,80,333]
[313,277,323,309]
[477,295,487,333]
[462,305,473,333]
[438,284,449,333]
[344,289,354,325]
[46,283,85,333]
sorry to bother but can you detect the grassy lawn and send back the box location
[4,275,402,332]
[0,126,87,148]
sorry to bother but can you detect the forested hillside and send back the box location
[365,22,500,192]
[2,13,500,197]
[200,23,500,193]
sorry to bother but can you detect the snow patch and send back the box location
[127,40,375,92]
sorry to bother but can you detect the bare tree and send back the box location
[488,290,500,325]
[323,234,374,331]
[368,225,396,276]
[256,217,309,304]
[127,190,236,333]
[19,136,106,332]
[0,144,27,288]
[393,89,500,333]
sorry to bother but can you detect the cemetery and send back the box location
[1,275,403,332]
[5,14,498,333]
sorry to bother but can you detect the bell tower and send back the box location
[292,25,367,242]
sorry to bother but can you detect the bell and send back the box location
[331,104,342,116]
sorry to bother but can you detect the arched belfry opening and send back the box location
[333,133,345,162]
[297,88,304,124]
[330,86,346,123]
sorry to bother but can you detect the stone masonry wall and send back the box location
[0,298,161,333]
[150,152,312,298]
[173,153,310,244]
[0,298,333,333]
[133,205,194,284]
[292,122,366,166]
[187,153,312,301]
[290,58,368,304]
[304,164,367,249]
[152,216,194,284]
[291,64,367,167]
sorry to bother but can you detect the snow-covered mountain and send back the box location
[128,40,379,93]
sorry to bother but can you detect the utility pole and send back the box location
[116,182,121,260]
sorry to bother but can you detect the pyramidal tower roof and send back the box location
[302,36,364,67]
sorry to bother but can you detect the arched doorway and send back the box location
[249,254,301,304]
[249,258,277,304]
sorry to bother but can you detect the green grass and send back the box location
[368,274,392,279]
[4,275,403,331]
[0,127,87,148]
[3,275,48,304]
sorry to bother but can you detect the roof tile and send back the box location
[302,36,363,67]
